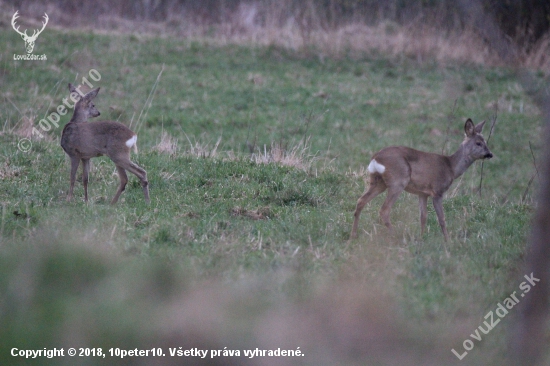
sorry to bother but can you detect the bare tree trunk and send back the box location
[456,1,550,363]
[511,100,550,365]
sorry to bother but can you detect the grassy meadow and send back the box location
[0,25,547,365]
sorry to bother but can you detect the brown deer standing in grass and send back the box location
[61,84,150,204]
[350,118,493,241]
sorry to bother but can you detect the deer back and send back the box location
[61,121,135,159]
[372,146,455,197]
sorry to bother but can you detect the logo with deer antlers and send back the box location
[11,11,48,54]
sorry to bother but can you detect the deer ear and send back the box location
[474,120,486,134]
[464,118,475,137]
[83,87,100,101]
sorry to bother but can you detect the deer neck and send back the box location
[449,143,475,179]
[69,110,88,123]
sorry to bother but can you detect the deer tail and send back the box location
[125,135,138,154]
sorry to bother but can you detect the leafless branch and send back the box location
[529,141,540,178]
[522,142,540,202]
[478,102,498,197]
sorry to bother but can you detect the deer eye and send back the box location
[476,142,482,146]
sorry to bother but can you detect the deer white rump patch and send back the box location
[368,159,386,174]
[125,135,137,148]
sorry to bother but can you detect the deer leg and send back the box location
[67,156,80,201]
[127,162,149,204]
[351,174,386,239]
[82,159,90,203]
[110,166,128,205]
[418,194,428,237]
[380,185,405,234]
[114,157,149,204]
[432,196,449,241]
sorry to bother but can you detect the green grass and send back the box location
[0,27,546,365]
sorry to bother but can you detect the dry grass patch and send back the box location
[153,130,178,155]
[182,135,222,158]
[230,206,272,220]
[251,137,317,172]
[12,116,34,139]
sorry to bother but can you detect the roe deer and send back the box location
[61,84,150,204]
[350,118,493,241]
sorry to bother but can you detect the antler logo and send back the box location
[12,11,49,54]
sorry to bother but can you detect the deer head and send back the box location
[11,11,49,54]
[68,84,101,123]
